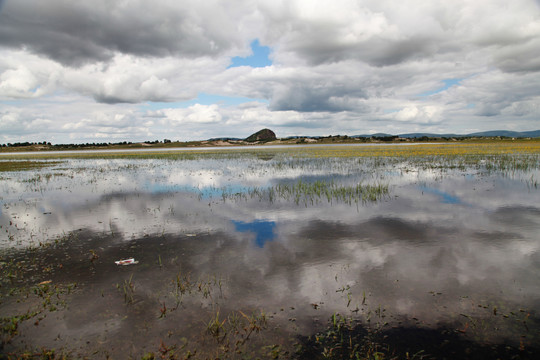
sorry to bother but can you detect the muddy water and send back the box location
[1,153,539,358]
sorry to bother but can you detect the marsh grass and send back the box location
[296,297,540,360]
[216,180,390,206]
[203,309,269,357]
[168,272,224,310]
[118,274,135,304]
[274,180,389,205]
[1,281,76,344]
[0,160,63,172]
[1,142,538,198]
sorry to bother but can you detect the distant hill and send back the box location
[353,130,540,139]
[207,137,242,141]
[467,130,540,138]
[245,128,277,142]
[397,133,460,138]
[353,133,394,138]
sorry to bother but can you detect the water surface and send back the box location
[1,150,539,358]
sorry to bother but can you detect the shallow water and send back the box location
[1,151,539,358]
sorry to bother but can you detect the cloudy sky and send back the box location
[1,0,539,143]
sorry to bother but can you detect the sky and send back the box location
[0,0,539,144]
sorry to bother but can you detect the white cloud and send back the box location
[0,109,22,133]
[0,66,39,97]
[160,104,223,125]
[383,104,442,125]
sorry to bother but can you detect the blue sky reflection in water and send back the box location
[418,185,463,205]
[0,151,539,357]
[233,219,276,248]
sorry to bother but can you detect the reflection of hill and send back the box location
[256,152,275,161]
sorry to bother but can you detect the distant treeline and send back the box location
[0,135,534,150]
[370,135,467,141]
[1,141,51,147]
[1,141,132,148]
[297,135,469,142]
[0,139,176,148]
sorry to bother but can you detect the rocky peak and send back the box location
[245,128,277,143]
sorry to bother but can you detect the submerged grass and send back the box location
[216,180,390,206]
[1,280,76,344]
[272,180,389,205]
[1,142,538,181]
[0,160,63,172]
[296,311,539,360]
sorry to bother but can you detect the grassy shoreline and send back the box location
[1,137,539,154]
[2,140,539,173]
[1,139,540,159]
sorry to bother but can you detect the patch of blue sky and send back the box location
[233,219,276,248]
[142,40,271,112]
[1,99,24,106]
[419,78,462,97]
[419,185,462,204]
[228,39,272,68]
[193,93,268,106]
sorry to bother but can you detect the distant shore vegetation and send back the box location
[2,134,540,153]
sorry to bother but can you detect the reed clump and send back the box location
[273,180,389,205]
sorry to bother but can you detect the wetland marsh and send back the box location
[1,142,540,359]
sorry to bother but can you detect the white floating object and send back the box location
[115,258,139,265]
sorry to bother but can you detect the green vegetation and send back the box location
[117,274,136,304]
[1,280,76,343]
[296,311,537,359]
[1,133,539,153]
[169,272,224,309]
[2,138,539,160]
[0,160,63,172]
[267,180,388,205]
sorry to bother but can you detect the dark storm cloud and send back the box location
[0,0,240,66]
[297,217,438,244]
[490,206,540,228]
[361,38,436,67]
[93,93,139,104]
[269,82,368,112]
[493,39,540,73]
[289,36,437,67]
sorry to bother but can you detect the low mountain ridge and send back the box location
[353,130,540,139]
